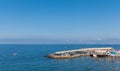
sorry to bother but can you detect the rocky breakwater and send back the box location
[47,47,114,59]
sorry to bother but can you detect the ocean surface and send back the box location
[0,44,120,71]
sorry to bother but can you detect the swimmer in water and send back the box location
[13,53,17,56]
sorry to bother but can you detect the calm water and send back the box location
[0,44,120,71]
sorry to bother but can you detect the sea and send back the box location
[0,44,120,71]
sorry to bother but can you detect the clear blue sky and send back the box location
[0,0,120,44]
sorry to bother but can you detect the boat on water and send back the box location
[47,47,120,59]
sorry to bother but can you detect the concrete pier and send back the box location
[47,47,119,59]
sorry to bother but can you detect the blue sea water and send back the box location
[0,44,120,71]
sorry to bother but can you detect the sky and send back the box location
[0,0,120,44]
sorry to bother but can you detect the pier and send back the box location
[47,47,120,59]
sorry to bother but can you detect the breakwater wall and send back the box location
[47,47,116,59]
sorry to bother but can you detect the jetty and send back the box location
[47,47,120,59]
